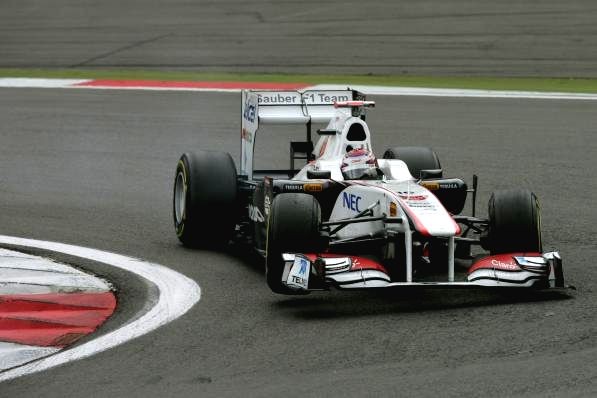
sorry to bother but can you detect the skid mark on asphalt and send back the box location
[0,235,200,382]
[72,33,174,67]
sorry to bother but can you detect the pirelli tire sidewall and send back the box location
[173,151,238,248]
[487,189,542,255]
[266,193,321,295]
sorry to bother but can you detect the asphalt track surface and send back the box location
[2,0,597,77]
[0,87,595,397]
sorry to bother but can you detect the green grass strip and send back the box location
[1,68,597,93]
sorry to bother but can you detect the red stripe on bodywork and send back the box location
[74,79,310,90]
[0,292,116,347]
[348,181,434,237]
[394,196,431,236]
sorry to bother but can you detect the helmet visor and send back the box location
[342,165,380,180]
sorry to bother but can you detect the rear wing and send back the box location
[240,89,366,179]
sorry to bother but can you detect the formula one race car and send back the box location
[172,89,564,294]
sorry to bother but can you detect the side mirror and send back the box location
[419,169,443,180]
[307,170,331,179]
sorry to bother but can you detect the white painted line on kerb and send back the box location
[0,78,90,88]
[0,342,60,370]
[0,235,201,382]
[309,84,597,101]
[2,77,597,100]
[74,85,244,93]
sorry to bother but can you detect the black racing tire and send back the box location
[382,146,442,179]
[266,193,321,294]
[487,189,542,254]
[173,151,238,248]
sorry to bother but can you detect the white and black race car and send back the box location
[172,89,564,294]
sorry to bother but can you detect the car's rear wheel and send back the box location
[486,189,542,254]
[173,151,238,248]
[266,193,322,294]
[382,146,442,179]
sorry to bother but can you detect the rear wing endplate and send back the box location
[241,89,365,179]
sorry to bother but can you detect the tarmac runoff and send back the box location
[0,236,200,382]
[2,77,597,100]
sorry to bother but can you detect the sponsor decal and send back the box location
[304,183,323,192]
[397,192,435,210]
[491,258,519,271]
[241,128,253,143]
[469,255,524,274]
[248,204,265,223]
[399,194,427,201]
[302,92,350,104]
[406,203,436,209]
[421,182,439,190]
[243,99,256,123]
[440,183,459,189]
[421,182,460,190]
[389,202,398,217]
[397,191,427,200]
[342,192,362,212]
[299,259,307,275]
[257,92,300,105]
[283,184,304,192]
[286,256,310,290]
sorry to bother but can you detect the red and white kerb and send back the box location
[0,249,116,371]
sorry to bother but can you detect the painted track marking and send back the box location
[1,78,597,100]
[0,235,200,382]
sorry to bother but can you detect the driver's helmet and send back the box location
[341,148,381,180]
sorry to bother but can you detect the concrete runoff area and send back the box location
[0,88,595,396]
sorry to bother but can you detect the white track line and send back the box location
[0,248,98,274]
[0,269,111,295]
[75,85,244,93]
[0,78,90,88]
[309,84,597,101]
[0,235,201,382]
[2,77,597,100]
[0,342,60,370]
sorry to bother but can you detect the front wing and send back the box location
[280,252,564,292]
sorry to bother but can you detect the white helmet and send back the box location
[341,148,382,180]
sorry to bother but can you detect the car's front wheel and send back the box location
[485,189,542,254]
[266,193,322,294]
[382,146,442,179]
